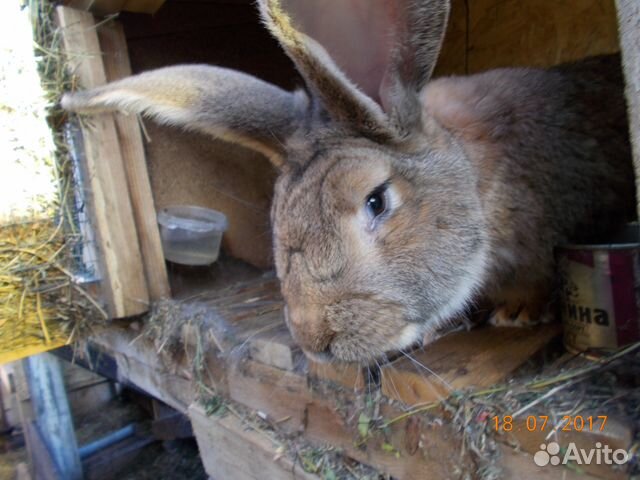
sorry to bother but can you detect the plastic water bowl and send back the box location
[157,205,228,266]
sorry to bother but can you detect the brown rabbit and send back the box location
[62,0,634,363]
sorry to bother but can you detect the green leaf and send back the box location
[357,412,370,439]
[322,468,338,480]
[381,442,395,453]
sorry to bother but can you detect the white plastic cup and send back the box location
[157,205,228,266]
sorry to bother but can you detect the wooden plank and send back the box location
[97,20,171,302]
[152,411,193,440]
[616,0,640,220]
[188,404,319,480]
[86,320,623,479]
[307,360,365,391]
[249,324,301,371]
[24,421,62,480]
[151,399,193,440]
[380,324,562,406]
[228,359,310,433]
[23,354,82,480]
[15,463,31,480]
[57,6,149,318]
[228,358,475,479]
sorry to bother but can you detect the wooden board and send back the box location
[23,354,82,480]
[56,7,149,318]
[97,21,171,302]
[24,421,63,480]
[84,273,631,479]
[381,324,562,406]
[249,324,301,372]
[189,404,319,480]
[434,0,620,76]
[307,360,365,391]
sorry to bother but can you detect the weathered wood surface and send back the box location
[248,323,301,372]
[616,0,640,220]
[381,324,563,406]
[84,274,616,479]
[23,354,82,480]
[57,7,149,318]
[23,421,62,480]
[189,404,319,480]
[97,20,171,302]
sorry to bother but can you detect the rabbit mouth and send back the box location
[310,320,424,364]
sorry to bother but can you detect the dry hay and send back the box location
[138,298,223,397]
[0,218,105,363]
[360,341,640,478]
[0,0,108,364]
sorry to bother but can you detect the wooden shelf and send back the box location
[72,270,635,480]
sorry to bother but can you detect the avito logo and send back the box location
[534,442,630,467]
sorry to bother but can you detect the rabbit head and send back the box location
[62,0,490,363]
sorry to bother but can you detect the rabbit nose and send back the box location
[284,303,335,354]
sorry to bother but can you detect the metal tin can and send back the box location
[557,224,640,354]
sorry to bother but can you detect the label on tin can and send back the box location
[558,248,640,353]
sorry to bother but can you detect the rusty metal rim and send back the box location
[558,222,640,251]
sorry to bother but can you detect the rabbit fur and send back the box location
[62,0,634,363]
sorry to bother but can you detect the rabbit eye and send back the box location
[366,186,387,218]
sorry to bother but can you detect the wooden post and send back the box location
[23,354,83,480]
[616,0,640,221]
[97,21,171,301]
[56,6,150,318]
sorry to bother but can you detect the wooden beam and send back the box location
[97,21,171,302]
[248,324,301,371]
[23,354,82,480]
[307,360,365,391]
[56,6,149,318]
[189,404,319,480]
[23,421,62,480]
[228,359,309,433]
[380,324,562,406]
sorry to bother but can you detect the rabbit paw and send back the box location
[488,304,551,327]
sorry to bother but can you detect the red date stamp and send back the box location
[492,415,608,433]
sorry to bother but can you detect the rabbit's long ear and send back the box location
[259,0,449,138]
[258,0,394,140]
[61,65,307,168]
[380,0,450,132]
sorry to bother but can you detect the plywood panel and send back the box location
[121,9,297,268]
[435,0,621,77]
